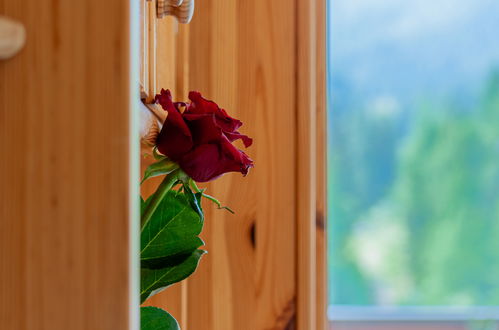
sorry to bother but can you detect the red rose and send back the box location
[155,89,254,182]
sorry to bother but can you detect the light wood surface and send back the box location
[0,1,135,330]
[140,3,190,327]
[316,0,328,328]
[147,0,158,102]
[297,0,318,329]
[139,0,327,328]
[155,16,176,98]
[157,0,195,23]
[140,0,150,97]
[186,1,298,329]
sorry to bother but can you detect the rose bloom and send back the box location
[155,89,253,182]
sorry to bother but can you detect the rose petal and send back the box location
[186,91,220,115]
[187,92,243,132]
[155,89,193,160]
[183,113,224,145]
[214,108,243,132]
[179,138,253,182]
[219,137,254,175]
[154,90,254,182]
[224,131,253,148]
[178,144,230,182]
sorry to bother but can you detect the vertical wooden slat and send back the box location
[147,0,157,101]
[186,0,297,329]
[156,16,176,96]
[297,0,318,328]
[140,0,149,97]
[175,24,190,100]
[0,0,135,329]
[316,0,328,328]
[141,6,187,330]
[188,2,241,329]
[140,0,327,328]
[175,22,191,329]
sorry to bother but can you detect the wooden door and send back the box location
[0,1,137,330]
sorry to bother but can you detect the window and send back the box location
[327,0,499,329]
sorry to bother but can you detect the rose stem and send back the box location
[189,179,235,214]
[141,169,181,230]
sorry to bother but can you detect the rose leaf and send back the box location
[141,306,179,330]
[140,249,206,303]
[141,190,204,269]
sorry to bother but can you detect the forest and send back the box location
[328,72,499,306]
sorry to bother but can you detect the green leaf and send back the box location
[142,158,179,184]
[152,147,166,160]
[141,190,204,268]
[141,249,206,303]
[141,306,179,330]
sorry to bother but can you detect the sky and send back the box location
[327,0,499,109]
[329,0,498,50]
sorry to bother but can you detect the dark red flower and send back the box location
[155,89,253,182]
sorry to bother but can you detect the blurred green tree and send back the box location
[392,72,499,305]
[328,72,499,306]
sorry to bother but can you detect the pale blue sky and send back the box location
[328,0,499,106]
[329,0,498,50]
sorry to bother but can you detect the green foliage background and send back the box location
[328,73,499,306]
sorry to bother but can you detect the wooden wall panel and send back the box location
[186,1,297,329]
[297,0,319,328]
[316,0,328,328]
[140,4,191,328]
[140,0,149,97]
[0,0,135,330]
[156,16,177,97]
[142,0,327,328]
[147,0,157,100]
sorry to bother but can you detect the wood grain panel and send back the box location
[175,24,190,100]
[0,0,135,330]
[140,8,191,329]
[316,0,328,328]
[297,0,318,329]
[140,0,149,97]
[156,16,177,96]
[142,0,327,328]
[186,1,297,329]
